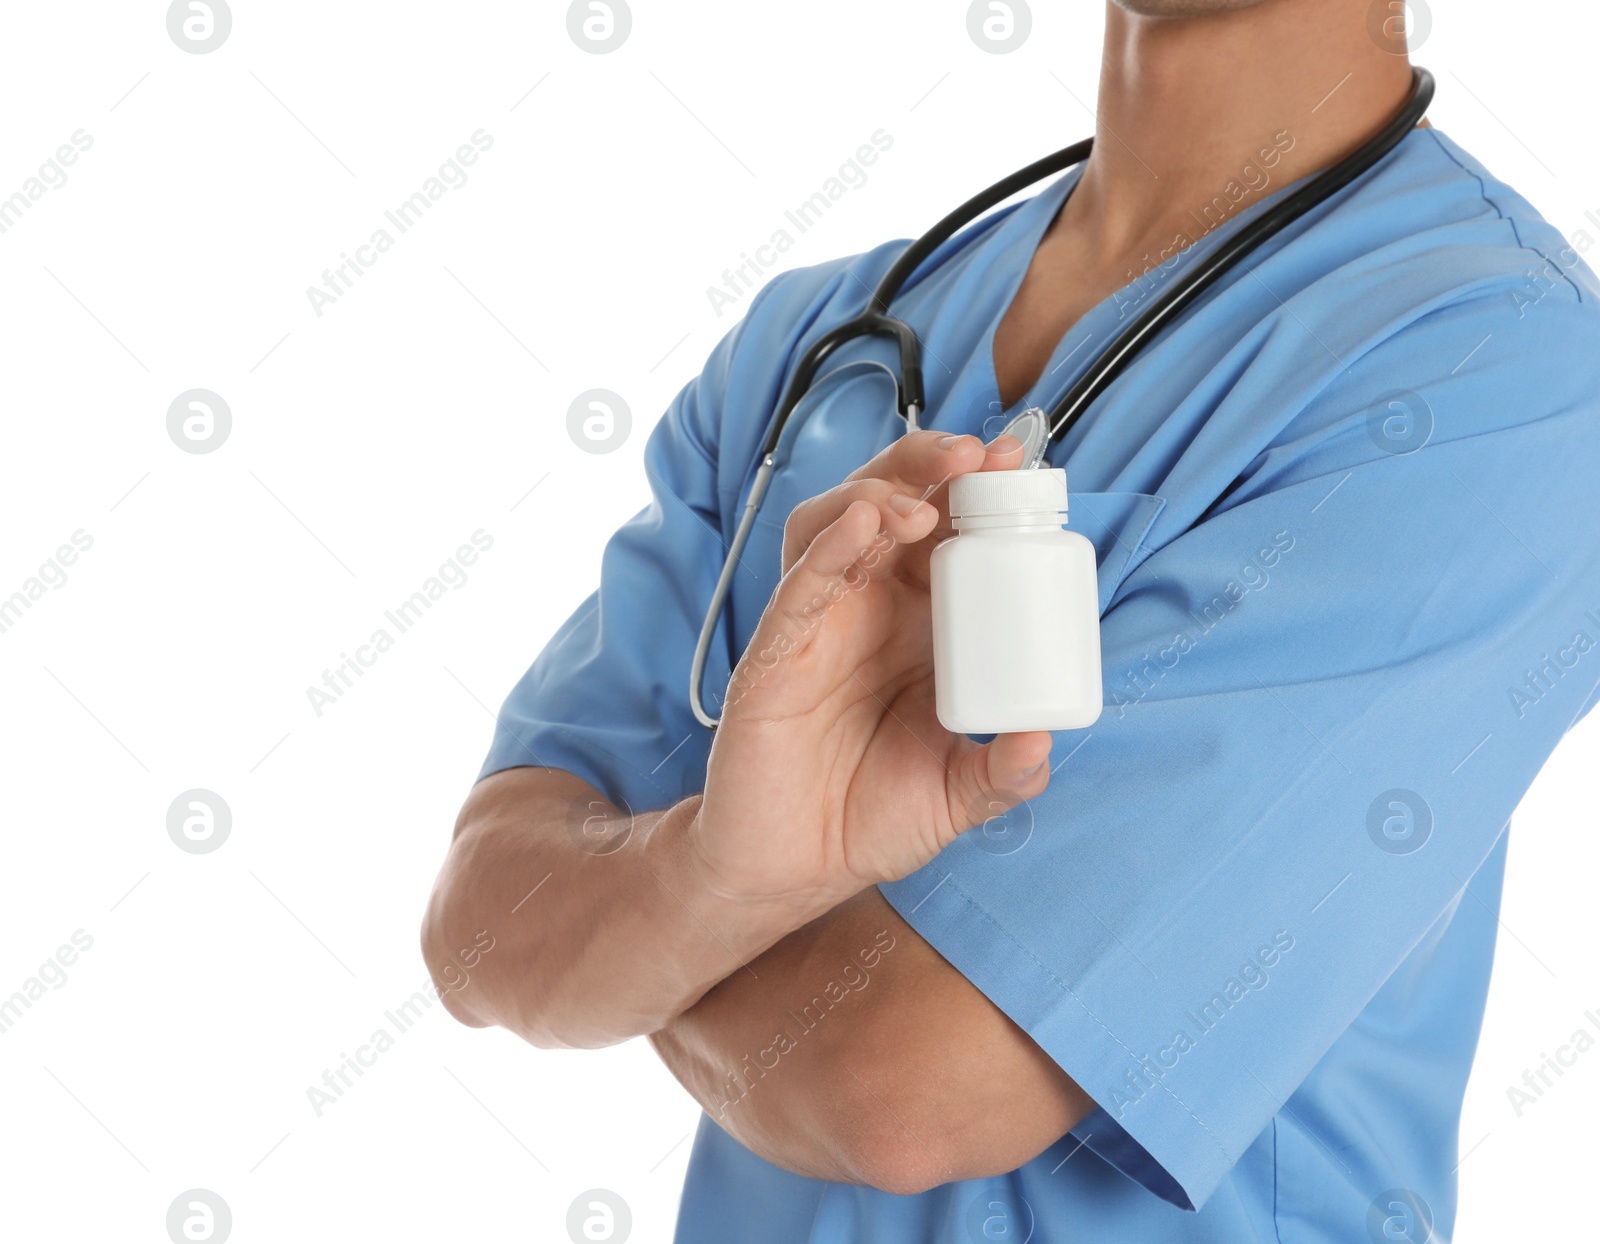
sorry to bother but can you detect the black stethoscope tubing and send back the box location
[691,68,1435,728]
[763,66,1434,456]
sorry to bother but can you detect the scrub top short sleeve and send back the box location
[877,287,1600,1211]
[475,124,1600,1238]
[476,267,824,812]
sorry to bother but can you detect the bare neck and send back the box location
[1061,0,1419,259]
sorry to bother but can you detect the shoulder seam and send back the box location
[1421,129,1585,306]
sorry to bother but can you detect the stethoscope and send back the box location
[690,68,1436,729]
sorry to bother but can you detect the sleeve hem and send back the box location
[877,867,1235,1211]
[476,717,677,809]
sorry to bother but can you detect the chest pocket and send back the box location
[1069,490,1168,615]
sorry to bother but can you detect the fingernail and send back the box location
[986,433,1022,453]
[1022,759,1047,777]
[887,492,925,517]
[937,434,967,450]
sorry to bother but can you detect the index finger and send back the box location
[842,429,1016,498]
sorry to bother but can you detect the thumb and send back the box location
[978,431,1027,472]
[945,731,1053,838]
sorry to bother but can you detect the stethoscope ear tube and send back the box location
[691,68,1434,726]
[758,137,1098,460]
[689,454,775,728]
[692,359,900,728]
[762,313,925,456]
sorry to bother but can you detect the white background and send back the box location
[1,1,1596,1241]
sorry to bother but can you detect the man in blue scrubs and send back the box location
[421,0,1600,1239]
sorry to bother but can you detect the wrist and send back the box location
[655,796,842,935]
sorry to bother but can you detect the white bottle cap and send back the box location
[947,467,1068,518]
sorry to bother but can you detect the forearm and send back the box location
[420,766,830,1048]
[647,894,901,1186]
[648,889,1095,1195]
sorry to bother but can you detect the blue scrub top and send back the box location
[481,126,1600,1242]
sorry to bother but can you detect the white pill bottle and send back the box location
[930,467,1103,734]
